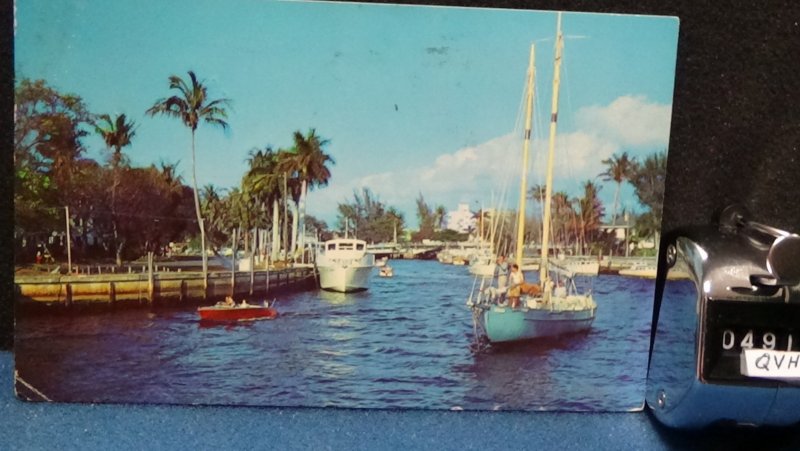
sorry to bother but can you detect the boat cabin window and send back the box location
[356,243,364,250]
[327,243,336,251]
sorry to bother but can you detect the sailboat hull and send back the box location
[483,305,595,343]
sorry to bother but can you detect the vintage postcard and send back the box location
[14,1,678,411]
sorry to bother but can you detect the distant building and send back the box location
[445,203,476,234]
[598,213,656,255]
[599,214,634,241]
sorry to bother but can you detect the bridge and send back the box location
[366,243,445,260]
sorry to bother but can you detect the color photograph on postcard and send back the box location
[14,1,679,411]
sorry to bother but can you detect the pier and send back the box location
[15,266,317,310]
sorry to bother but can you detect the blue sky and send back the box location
[16,0,679,228]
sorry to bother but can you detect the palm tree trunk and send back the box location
[111,150,122,266]
[290,201,298,258]
[611,182,620,257]
[282,173,288,262]
[189,131,208,287]
[271,199,280,262]
[299,179,307,263]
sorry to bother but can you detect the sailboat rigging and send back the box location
[467,12,598,347]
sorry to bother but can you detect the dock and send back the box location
[15,266,318,311]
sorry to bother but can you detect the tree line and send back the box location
[14,73,334,270]
[524,150,667,257]
[14,73,666,268]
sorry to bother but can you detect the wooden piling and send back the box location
[147,252,154,304]
[179,280,186,302]
[109,281,116,304]
[64,283,72,307]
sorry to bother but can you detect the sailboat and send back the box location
[468,205,497,276]
[468,13,597,344]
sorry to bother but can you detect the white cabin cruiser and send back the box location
[316,239,375,292]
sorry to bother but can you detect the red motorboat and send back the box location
[197,302,278,321]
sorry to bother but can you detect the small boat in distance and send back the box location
[379,265,394,278]
[316,238,375,292]
[197,298,278,321]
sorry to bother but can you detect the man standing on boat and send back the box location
[508,263,524,309]
[495,255,509,291]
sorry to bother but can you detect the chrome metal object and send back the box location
[647,205,800,428]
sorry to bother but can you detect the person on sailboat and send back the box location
[508,263,524,309]
[495,255,509,289]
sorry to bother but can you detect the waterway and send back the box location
[15,260,654,411]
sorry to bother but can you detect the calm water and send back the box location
[15,260,654,411]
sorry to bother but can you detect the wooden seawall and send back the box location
[15,267,318,308]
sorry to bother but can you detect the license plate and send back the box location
[702,301,800,385]
[740,349,800,380]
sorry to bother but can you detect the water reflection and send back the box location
[318,289,370,305]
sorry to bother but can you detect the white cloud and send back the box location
[309,95,672,227]
[575,95,672,149]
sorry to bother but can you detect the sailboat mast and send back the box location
[479,204,484,243]
[515,44,536,267]
[540,12,564,284]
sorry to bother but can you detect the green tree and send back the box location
[275,150,304,258]
[600,152,635,227]
[629,150,667,246]
[551,191,573,250]
[414,193,436,241]
[304,215,331,242]
[113,165,195,258]
[201,184,230,252]
[434,205,447,231]
[14,79,93,251]
[576,180,604,254]
[289,129,335,258]
[527,183,547,220]
[146,71,230,281]
[95,113,137,265]
[336,188,405,243]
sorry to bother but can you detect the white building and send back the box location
[445,203,476,234]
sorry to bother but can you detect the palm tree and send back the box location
[146,71,230,284]
[95,114,136,166]
[290,129,335,259]
[600,152,635,256]
[527,184,547,216]
[275,150,304,259]
[599,152,635,226]
[577,180,604,255]
[629,150,667,251]
[201,184,229,252]
[95,113,136,265]
[243,147,284,262]
[434,205,447,232]
[551,191,572,251]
